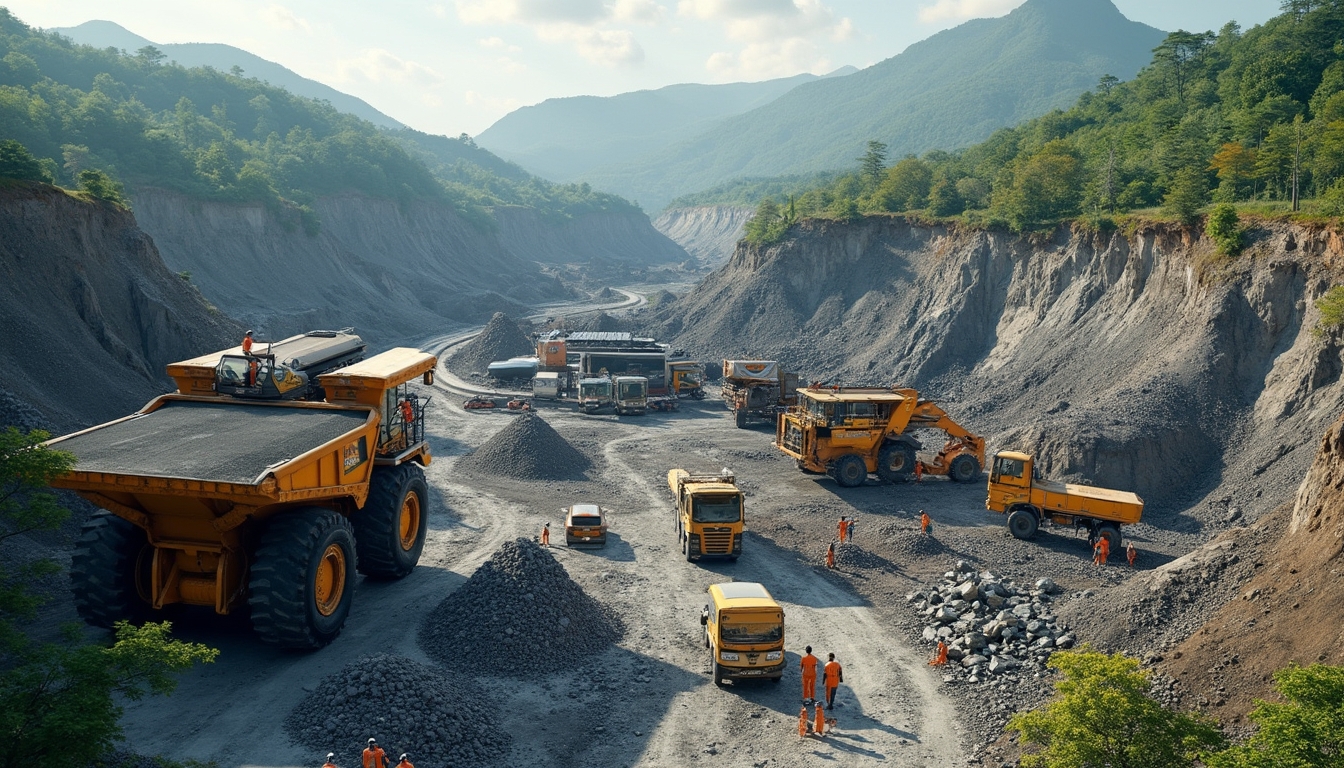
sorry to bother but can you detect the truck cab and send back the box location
[578,377,613,413]
[614,376,648,415]
[668,469,745,561]
[700,582,785,685]
[987,450,1144,550]
[667,361,705,399]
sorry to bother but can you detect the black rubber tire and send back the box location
[70,512,152,628]
[770,675,782,684]
[949,454,981,483]
[877,444,917,483]
[354,463,428,580]
[1007,507,1039,540]
[1096,524,1122,553]
[712,658,726,687]
[684,534,695,562]
[249,508,357,649]
[735,409,748,429]
[832,454,868,488]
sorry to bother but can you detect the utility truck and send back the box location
[721,360,799,429]
[578,376,614,414]
[614,375,648,416]
[986,451,1144,551]
[776,385,984,488]
[48,337,436,649]
[668,468,745,561]
[700,582,785,685]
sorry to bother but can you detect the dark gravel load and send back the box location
[449,312,533,376]
[284,654,510,766]
[418,538,623,678]
[456,413,591,481]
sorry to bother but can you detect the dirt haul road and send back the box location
[114,393,964,767]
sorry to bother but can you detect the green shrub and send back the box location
[0,139,50,183]
[78,169,130,208]
[1205,664,1344,768]
[1206,203,1244,256]
[1316,286,1344,334]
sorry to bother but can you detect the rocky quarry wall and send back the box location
[657,216,1344,524]
[652,205,752,267]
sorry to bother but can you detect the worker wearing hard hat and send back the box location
[241,330,254,356]
[322,753,337,768]
[395,754,413,768]
[362,739,386,768]
[824,653,843,710]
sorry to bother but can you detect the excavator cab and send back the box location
[989,451,1032,488]
[215,354,310,400]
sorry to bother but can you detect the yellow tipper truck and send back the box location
[986,451,1144,551]
[776,385,984,487]
[700,582,785,686]
[668,468,745,561]
[48,339,436,649]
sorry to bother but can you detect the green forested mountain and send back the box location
[588,0,1164,211]
[739,0,1344,238]
[0,8,635,225]
[475,68,855,184]
[49,20,405,130]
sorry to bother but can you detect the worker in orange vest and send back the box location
[837,516,847,543]
[395,754,412,768]
[362,739,386,768]
[929,640,948,666]
[241,330,254,355]
[800,645,819,703]
[825,541,836,569]
[1126,541,1137,567]
[798,705,809,737]
[920,510,932,536]
[914,460,923,482]
[824,653,843,710]
[813,701,826,737]
[1093,536,1110,565]
[540,522,550,547]
[247,357,259,387]
[322,753,337,768]
[399,399,414,424]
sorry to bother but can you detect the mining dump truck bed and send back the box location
[52,400,369,484]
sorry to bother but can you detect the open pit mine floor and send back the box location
[107,371,1207,768]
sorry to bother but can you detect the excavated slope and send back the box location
[656,216,1344,523]
[652,205,752,267]
[0,183,240,431]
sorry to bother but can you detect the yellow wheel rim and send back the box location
[314,543,346,617]
[399,493,421,552]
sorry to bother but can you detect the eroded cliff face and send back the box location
[659,216,1344,520]
[652,205,752,267]
[493,207,689,266]
[0,184,241,430]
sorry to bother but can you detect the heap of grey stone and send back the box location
[908,560,1076,683]
[418,538,623,678]
[456,413,591,481]
[284,654,509,766]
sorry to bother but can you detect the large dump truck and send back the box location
[668,468,745,561]
[721,360,799,429]
[986,451,1144,551]
[169,330,367,400]
[47,342,436,649]
[776,386,984,488]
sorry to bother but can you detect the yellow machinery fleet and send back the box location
[47,332,436,649]
[668,468,745,561]
[986,451,1144,550]
[776,385,984,487]
[701,582,785,685]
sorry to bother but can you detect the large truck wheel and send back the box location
[1007,507,1039,540]
[735,409,748,429]
[249,508,357,649]
[1096,523,1122,553]
[832,454,868,487]
[876,444,916,483]
[354,463,429,580]
[71,512,152,628]
[949,454,981,483]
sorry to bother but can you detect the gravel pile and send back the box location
[827,542,891,570]
[419,538,623,678]
[455,413,591,481]
[284,654,509,766]
[449,312,534,377]
[570,310,627,333]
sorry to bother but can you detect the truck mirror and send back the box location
[700,609,708,626]
[422,370,434,385]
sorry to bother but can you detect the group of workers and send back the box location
[797,647,845,738]
[319,738,411,768]
[825,516,861,569]
[1091,534,1139,567]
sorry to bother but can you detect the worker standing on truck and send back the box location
[241,330,254,355]
[1126,541,1137,567]
[825,541,836,569]
[920,510,933,536]
[824,654,843,710]
[541,522,550,547]
[363,739,386,768]
[800,646,819,703]
[322,753,338,768]
[399,398,414,425]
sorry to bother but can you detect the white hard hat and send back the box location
[368,738,377,744]
[399,755,408,761]
[327,754,335,760]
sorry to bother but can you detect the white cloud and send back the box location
[337,49,444,86]
[478,36,522,52]
[465,90,523,112]
[261,4,310,32]
[706,39,831,79]
[456,0,647,68]
[456,0,608,25]
[612,0,664,24]
[537,24,643,67]
[917,0,1023,24]
[677,0,848,42]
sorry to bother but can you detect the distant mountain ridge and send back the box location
[476,67,856,185]
[582,0,1165,210]
[49,20,405,129]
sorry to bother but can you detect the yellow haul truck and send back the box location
[48,342,436,649]
[776,386,984,488]
[986,451,1144,551]
[700,582,785,686]
[668,469,745,561]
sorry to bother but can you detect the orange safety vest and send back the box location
[824,660,842,689]
[363,748,385,768]
[242,336,253,354]
[800,654,818,678]
[400,400,414,423]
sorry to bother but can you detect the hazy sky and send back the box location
[5,0,1281,136]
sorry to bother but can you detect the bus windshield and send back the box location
[692,496,741,523]
[721,622,782,644]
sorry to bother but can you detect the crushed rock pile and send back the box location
[592,286,618,300]
[570,310,627,333]
[455,413,591,481]
[824,542,890,570]
[284,654,509,766]
[418,538,623,678]
[449,312,534,376]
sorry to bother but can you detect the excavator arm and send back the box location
[908,401,985,474]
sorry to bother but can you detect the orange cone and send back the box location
[798,706,809,737]
[813,702,825,737]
